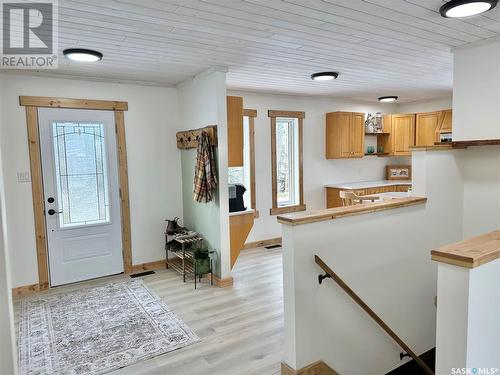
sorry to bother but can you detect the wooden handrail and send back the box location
[315,255,434,375]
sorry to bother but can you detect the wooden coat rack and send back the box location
[176,125,218,149]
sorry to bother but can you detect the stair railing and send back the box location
[315,255,434,375]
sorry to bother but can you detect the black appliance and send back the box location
[229,184,246,213]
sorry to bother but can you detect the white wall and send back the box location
[396,97,452,114]
[282,149,465,374]
[453,38,500,141]
[177,68,231,279]
[458,146,500,238]
[435,259,500,374]
[0,76,18,375]
[0,74,183,288]
[451,38,500,238]
[228,90,409,243]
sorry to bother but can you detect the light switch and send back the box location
[17,172,31,183]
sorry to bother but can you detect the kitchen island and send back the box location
[325,180,412,208]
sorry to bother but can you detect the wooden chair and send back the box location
[339,190,380,206]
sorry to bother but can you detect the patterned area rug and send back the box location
[18,280,199,374]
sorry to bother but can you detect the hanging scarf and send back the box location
[193,131,218,203]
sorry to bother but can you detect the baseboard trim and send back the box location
[213,275,234,288]
[13,260,230,295]
[243,237,282,250]
[12,283,40,297]
[281,361,338,375]
[131,259,167,273]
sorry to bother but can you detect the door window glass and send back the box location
[52,122,110,227]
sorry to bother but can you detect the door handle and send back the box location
[47,209,62,216]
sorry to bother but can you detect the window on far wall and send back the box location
[269,110,305,215]
[276,118,298,207]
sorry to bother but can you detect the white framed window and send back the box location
[268,110,305,215]
[276,117,299,207]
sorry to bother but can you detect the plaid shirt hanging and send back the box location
[193,131,218,203]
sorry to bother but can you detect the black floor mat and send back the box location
[264,244,282,249]
[130,270,156,278]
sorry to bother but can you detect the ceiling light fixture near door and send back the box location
[439,0,497,18]
[63,48,103,62]
[311,72,339,81]
[378,96,398,103]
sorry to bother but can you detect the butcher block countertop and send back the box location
[325,180,411,190]
[431,229,500,268]
[277,197,426,226]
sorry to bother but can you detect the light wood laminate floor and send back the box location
[14,247,284,375]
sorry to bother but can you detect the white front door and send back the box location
[39,108,123,286]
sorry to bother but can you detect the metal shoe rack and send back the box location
[165,233,213,289]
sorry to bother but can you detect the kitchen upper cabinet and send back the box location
[437,109,452,133]
[325,111,365,159]
[416,111,440,146]
[227,96,244,167]
[415,109,453,146]
[381,114,415,156]
[393,114,415,156]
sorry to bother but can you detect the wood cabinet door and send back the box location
[350,112,365,157]
[392,114,415,156]
[326,188,343,208]
[438,110,452,133]
[338,112,352,158]
[326,112,351,158]
[227,96,244,167]
[416,111,440,146]
[325,113,336,158]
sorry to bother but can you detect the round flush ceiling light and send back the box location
[311,72,339,81]
[378,96,398,103]
[63,48,103,62]
[439,0,497,18]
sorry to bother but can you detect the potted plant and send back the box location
[192,243,213,276]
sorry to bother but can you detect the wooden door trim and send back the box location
[244,109,258,217]
[25,106,50,290]
[115,110,132,273]
[21,96,132,290]
[19,96,128,110]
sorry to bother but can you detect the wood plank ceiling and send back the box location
[25,0,500,102]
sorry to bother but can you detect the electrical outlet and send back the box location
[17,172,31,183]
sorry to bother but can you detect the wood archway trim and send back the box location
[20,96,132,291]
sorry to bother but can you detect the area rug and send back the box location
[18,280,199,375]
